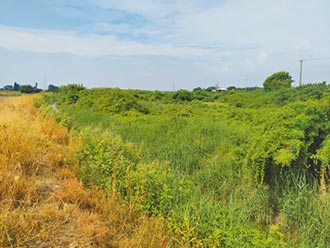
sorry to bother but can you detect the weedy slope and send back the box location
[0,95,169,248]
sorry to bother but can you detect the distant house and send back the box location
[211,87,227,92]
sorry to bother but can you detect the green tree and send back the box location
[20,85,34,93]
[263,71,293,91]
[227,86,236,91]
[173,89,193,102]
[47,84,60,93]
[192,88,213,101]
[151,90,164,101]
[3,85,13,91]
[60,84,85,94]
[206,86,216,92]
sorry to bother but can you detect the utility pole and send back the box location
[299,60,303,86]
[296,57,330,86]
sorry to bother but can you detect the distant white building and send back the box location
[212,87,227,92]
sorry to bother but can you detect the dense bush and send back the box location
[19,85,34,93]
[173,89,193,102]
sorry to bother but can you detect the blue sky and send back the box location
[0,0,330,90]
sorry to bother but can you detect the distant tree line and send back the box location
[0,82,60,93]
[0,70,325,96]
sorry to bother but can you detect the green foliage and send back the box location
[47,84,60,92]
[19,85,34,93]
[60,84,85,93]
[58,84,86,104]
[227,86,236,91]
[206,86,216,92]
[173,89,193,102]
[317,139,330,166]
[192,88,215,101]
[77,129,139,190]
[42,83,330,246]
[2,85,14,91]
[246,100,329,187]
[19,84,43,93]
[263,71,293,91]
[33,98,43,108]
[151,90,165,101]
[74,126,281,246]
[56,87,151,114]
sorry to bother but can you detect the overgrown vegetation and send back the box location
[34,81,330,247]
[0,96,169,247]
[3,81,330,247]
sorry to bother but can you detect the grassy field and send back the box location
[0,91,21,97]
[3,83,330,247]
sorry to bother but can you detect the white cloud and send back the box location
[94,0,195,21]
[90,0,330,61]
[0,26,225,58]
[92,22,161,37]
[2,0,329,59]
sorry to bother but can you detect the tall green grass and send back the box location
[39,85,330,246]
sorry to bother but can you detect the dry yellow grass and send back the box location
[0,95,170,247]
